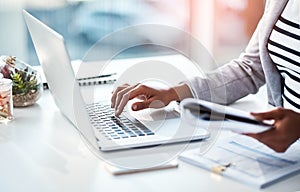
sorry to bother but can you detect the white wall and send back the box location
[0,0,67,62]
[0,3,27,61]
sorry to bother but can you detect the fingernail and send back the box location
[115,109,120,116]
[132,104,137,111]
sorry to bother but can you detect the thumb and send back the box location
[132,101,152,111]
[250,108,284,121]
[132,99,166,111]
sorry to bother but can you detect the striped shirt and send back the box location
[268,0,300,112]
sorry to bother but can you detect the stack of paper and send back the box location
[179,135,300,188]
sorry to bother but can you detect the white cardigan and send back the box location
[187,0,289,107]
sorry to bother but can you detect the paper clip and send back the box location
[211,163,232,175]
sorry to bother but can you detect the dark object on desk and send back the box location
[43,82,49,90]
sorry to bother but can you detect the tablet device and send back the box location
[180,98,273,134]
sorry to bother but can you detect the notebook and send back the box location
[33,64,117,89]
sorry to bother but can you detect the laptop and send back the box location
[23,10,209,151]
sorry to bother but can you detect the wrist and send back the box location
[168,83,193,102]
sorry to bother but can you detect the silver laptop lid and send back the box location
[23,10,99,149]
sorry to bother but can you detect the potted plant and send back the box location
[0,56,42,107]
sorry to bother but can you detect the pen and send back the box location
[76,73,117,81]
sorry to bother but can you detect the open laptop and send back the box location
[23,10,209,151]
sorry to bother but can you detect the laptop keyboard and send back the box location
[86,103,155,140]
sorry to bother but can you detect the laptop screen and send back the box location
[23,10,99,150]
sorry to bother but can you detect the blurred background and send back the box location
[0,0,264,66]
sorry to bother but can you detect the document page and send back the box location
[179,135,300,188]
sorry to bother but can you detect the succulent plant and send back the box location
[1,56,40,95]
[11,68,39,95]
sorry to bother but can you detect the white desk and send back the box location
[0,86,299,192]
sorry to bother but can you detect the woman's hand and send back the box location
[246,108,300,153]
[111,83,193,116]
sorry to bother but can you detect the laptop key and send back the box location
[87,103,155,139]
[128,133,137,137]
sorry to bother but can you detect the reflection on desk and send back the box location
[0,88,299,192]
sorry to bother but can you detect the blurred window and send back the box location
[25,0,191,65]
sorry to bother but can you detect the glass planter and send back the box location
[0,78,13,122]
[0,56,43,107]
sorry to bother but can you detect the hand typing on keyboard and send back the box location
[111,83,192,116]
[87,103,155,140]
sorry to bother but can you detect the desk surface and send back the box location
[0,88,299,192]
